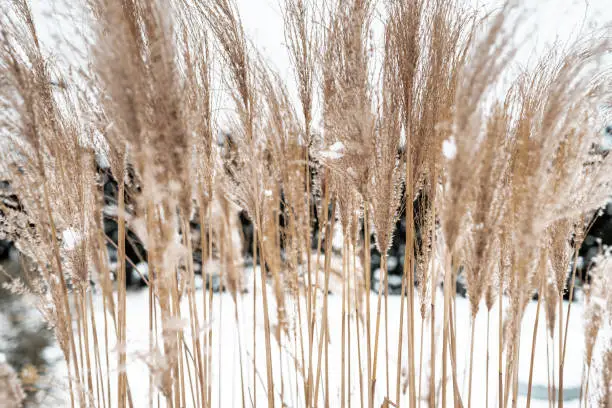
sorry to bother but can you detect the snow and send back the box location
[387,256,398,271]
[61,229,82,251]
[136,262,149,277]
[130,262,149,283]
[320,141,346,160]
[41,275,586,407]
[442,137,458,160]
[332,223,344,251]
[95,150,110,170]
[602,131,612,152]
[372,268,403,288]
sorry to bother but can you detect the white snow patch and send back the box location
[601,129,612,151]
[442,137,457,159]
[130,262,148,283]
[387,256,398,270]
[332,223,344,251]
[135,262,149,278]
[95,150,110,169]
[320,141,345,160]
[194,274,204,290]
[62,229,82,250]
[42,346,64,363]
[388,274,403,287]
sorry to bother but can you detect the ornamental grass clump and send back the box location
[0,0,611,407]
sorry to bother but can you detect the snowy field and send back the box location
[40,270,585,408]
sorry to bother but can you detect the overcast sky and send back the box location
[30,0,610,72]
[26,0,611,128]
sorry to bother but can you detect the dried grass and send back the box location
[0,0,611,407]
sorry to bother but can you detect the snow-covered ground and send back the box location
[41,270,585,408]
